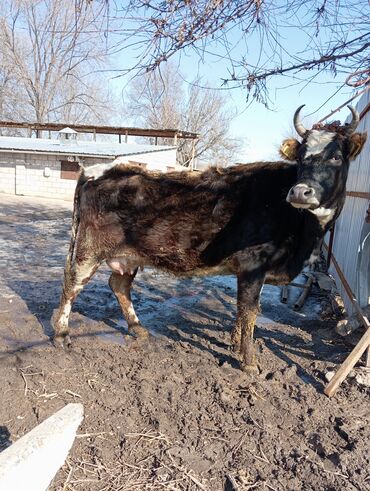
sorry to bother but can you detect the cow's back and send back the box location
[75,163,303,273]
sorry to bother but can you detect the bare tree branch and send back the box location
[0,0,114,127]
[108,0,370,104]
[126,63,244,167]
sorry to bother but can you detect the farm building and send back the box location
[0,122,197,200]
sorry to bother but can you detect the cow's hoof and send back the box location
[241,363,259,374]
[130,324,149,339]
[53,334,72,349]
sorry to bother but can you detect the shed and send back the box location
[0,129,178,200]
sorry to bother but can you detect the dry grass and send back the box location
[52,429,210,491]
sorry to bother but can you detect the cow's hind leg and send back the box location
[233,270,265,373]
[109,271,148,339]
[54,259,99,347]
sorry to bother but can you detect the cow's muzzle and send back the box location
[286,183,319,209]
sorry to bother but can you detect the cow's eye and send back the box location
[330,155,341,163]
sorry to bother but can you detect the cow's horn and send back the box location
[293,105,307,137]
[345,105,360,134]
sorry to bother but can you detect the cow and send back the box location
[53,106,366,372]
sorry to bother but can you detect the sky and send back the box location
[108,4,362,163]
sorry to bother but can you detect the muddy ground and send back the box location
[0,194,369,491]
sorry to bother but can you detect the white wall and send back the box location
[120,148,180,171]
[0,159,15,194]
[0,148,179,201]
[0,154,81,201]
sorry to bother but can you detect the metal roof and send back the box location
[0,135,175,158]
[59,127,78,134]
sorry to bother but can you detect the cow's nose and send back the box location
[289,184,315,202]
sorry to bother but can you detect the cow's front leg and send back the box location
[109,271,148,339]
[233,271,265,372]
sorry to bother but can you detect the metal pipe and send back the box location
[346,191,370,199]
[326,225,335,269]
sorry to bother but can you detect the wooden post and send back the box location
[119,134,121,143]
[294,275,314,310]
[325,325,370,397]
[155,136,158,146]
[366,345,370,367]
[173,133,178,145]
[93,129,96,141]
[125,130,128,143]
[190,139,196,171]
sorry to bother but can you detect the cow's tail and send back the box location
[64,170,89,275]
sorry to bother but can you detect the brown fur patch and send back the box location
[279,138,300,161]
[349,132,367,160]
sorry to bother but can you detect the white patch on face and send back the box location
[308,207,336,227]
[305,130,335,157]
[84,162,116,179]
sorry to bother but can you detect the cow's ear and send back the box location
[279,138,300,161]
[349,132,367,160]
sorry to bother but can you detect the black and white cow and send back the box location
[53,106,366,371]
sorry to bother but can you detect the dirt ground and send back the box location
[0,194,370,491]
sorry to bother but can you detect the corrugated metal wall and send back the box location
[326,90,370,315]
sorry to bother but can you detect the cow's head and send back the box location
[280,105,367,225]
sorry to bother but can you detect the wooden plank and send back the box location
[322,246,370,395]
[325,326,370,396]
[0,120,198,140]
[294,275,314,310]
[328,249,369,323]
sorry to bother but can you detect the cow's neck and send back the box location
[308,206,336,228]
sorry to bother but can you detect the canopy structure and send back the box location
[0,121,199,142]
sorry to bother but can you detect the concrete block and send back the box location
[0,403,83,491]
